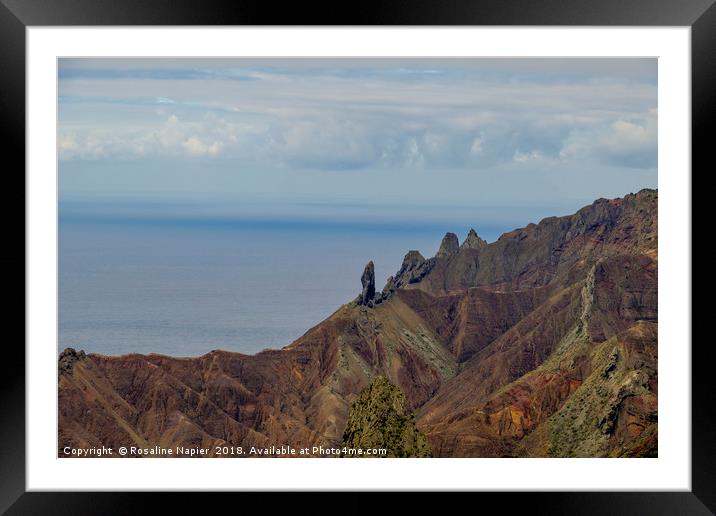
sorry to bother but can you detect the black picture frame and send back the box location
[2,0,708,513]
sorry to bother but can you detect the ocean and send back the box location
[59,211,511,357]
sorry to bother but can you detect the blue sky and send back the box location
[58,58,657,229]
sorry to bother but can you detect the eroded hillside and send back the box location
[59,189,657,457]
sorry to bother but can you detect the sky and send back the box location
[58,58,657,231]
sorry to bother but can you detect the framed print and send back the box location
[2,0,710,513]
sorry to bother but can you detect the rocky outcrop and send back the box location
[400,250,426,272]
[460,228,488,250]
[58,348,86,375]
[357,261,376,306]
[436,232,459,258]
[380,275,396,299]
[379,250,435,302]
[394,251,433,287]
[341,376,431,457]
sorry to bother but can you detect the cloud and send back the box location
[182,137,223,157]
[469,136,485,156]
[58,132,109,160]
[559,108,657,168]
[57,59,657,171]
[513,149,544,163]
[59,114,229,160]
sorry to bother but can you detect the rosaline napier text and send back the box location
[61,444,388,457]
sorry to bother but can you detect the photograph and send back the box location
[56,57,659,459]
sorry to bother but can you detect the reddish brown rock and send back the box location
[58,189,658,457]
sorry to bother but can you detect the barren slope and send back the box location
[59,189,657,457]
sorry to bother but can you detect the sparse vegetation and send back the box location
[341,376,431,458]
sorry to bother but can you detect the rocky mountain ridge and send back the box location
[59,189,657,457]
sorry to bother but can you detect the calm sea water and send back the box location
[59,214,511,357]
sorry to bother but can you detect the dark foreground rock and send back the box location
[58,348,86,376]
[341,376,431,457]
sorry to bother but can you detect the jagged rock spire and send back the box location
[358,261,376,306]
[436,232,459,258]
[461,228,488,250]
[381,275,396,299]
[400,250,426,272]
